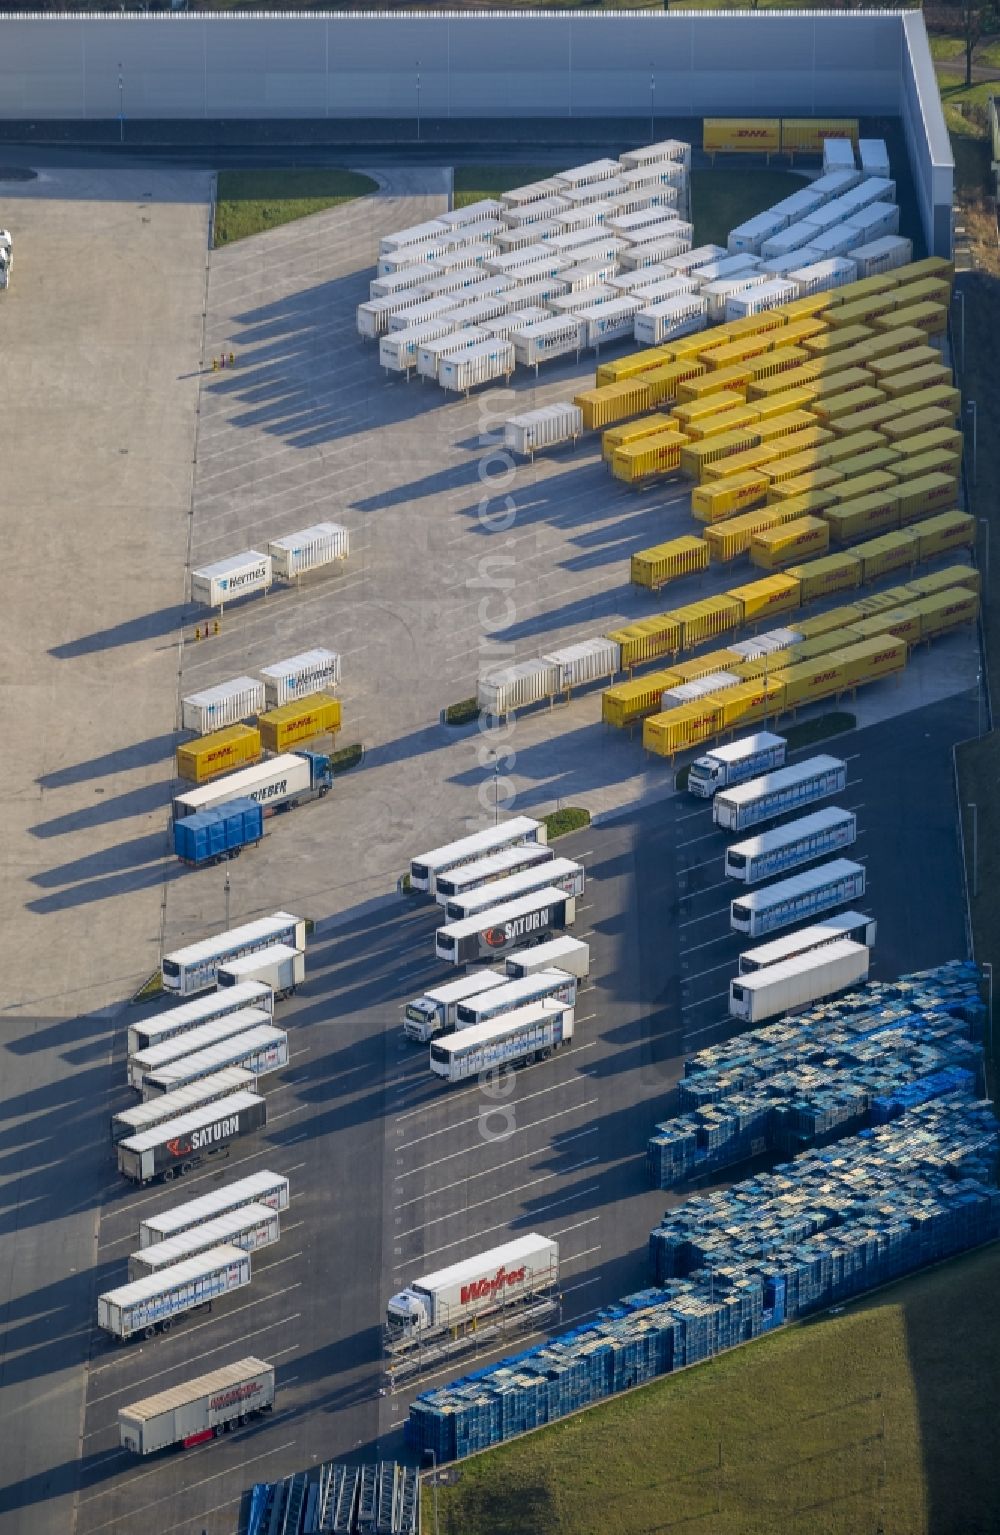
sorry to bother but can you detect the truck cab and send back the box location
[687,754,723,796]
[386,1288,431,1336]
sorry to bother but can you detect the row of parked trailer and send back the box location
[360,142,694,393]
[190,521,349,611]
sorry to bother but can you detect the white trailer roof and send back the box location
[438,886,571,941]
[191,553,268,582]
[416,971,507,1006]
[101,1244,249,1307]
[734,859,863,914]
[120,1357,272,1424]
[174,754,303,814]
[181,675,262,710]
[740,910,873,969]
[119,1090,262,1153]
[412,817,542,874]
[448,860,580,913]
[136,1204,276,1270]
[734,938,867,991]
[164,913,300,968]
[115,1069,256,1130]
[259,647,339,680]
[135,983,272,1042]
[143,1171,289,1239]
[718,755,844,807]
[435,999,571,1054]
[147,1025,287,1088]
[131,1008,272,1071]
[727,806,853,861]
[220,945,299,977]
[416,1233,556,1294]
[697,732,785,765]
[457,970,572,1011]
[437,845,552,892]
[508,936,588,967]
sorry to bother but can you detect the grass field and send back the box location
[213,168,377,246]
[431,1243,1000,1535]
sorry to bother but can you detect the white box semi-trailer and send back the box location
[847,235,913,279]
[112,1068,257,1144]
[181,677,264,736]
[438,339,515,395]
[128,1008,273,1090]
[505,935,591,982]
[217,944,304,999]
[404,971,507,1043]
[435,887,576,966]
[117,1092,267,1184]
[379,319,453,374]
[386,1233,559,1340]
[416,328,487,380]
[738,910,877,974]
[429,1000,574,1083]
[129,1202,280,1279]
[260,647,341,706]
[713,754,847,831]
[267,526,348,581]
[127,981,273,1058]
[139,1169,290,1248]
[730,858,866,938]
[98,1244,252,1341]
[724,806,857,884]
[119,1357,275,1455]
[434,844,555,906]
[191,554,272,610]
[687,732,787,798]
[142,1024,289,1099]
[443,858,584,922]
[504,404,584,457]
[859,139,891,180]
[634,295,708,347]
[729,938,870,1023]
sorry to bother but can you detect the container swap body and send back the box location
[738,909,876,973]
[404,971,507,1043]
[129,1202,280,1279]
[453,969,578,1027]
[687,732,787,798]
[191,553,272,610]
[117,1092,267,1185]
[139,1170,290,1249]
[217,944,304,999]
[429,1000,575,1083]
[141,1024,289,1099]
[435,887,576,965]
[172,752,332,821]
[181,678,264,736]
[176,725,261,786]
[267,525,348,581]
[410,818,546,894]
[505,935,591,982]
[260,648,341,707]
[713,755,847,831]
[128,1008,274,1090]
[386,1234,559,1341]
[112,1069,256,1145]
[161,912,304,997]
[119,1358,275,1455]
[729,938,870,1022]
[504,404,583,457]
[725,806,857,883]
[730,858,866,936]
[98,1245,251,1341]
[434,844,554,905]
[173,800,263,869]
[128,983,272,1059]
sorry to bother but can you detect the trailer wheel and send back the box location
[160,1318,172,1334]
[214,1424,226,1439]
[540,1047,552,1060]
[162,1167,175,1182]
[143,1325,156,1340]
[181,1163,193,1176]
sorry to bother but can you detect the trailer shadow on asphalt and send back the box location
[27,781,174,840]
[26,859,183,915]
[48,604,191,661]
[36,732,181,791]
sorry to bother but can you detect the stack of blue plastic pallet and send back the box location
[648,962,984,1187]
[409,1092,998,1464]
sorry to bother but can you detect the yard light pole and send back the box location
[955,287,965,374]
[967,801,978,898]
[416,60,421,143]
[489,751,500,827]
[967,398,978,486]
[224,869,231,928]
[983,961,993,1086]
[649,68,655,144]
[117,63,125,145]
[979,517,990,595]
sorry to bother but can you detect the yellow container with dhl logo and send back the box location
[913,588,979,640]
[749,517,830,571]
[602,413,677,462]
[785,553,863,605]
[640,360,708,406]
[259,692,342,753]
[596,347,671,387]
[802,324,874,356]
[692,471,771,523]
[907,564,979,597]
[643,701,725,759]
[792,603,866,638]
[703,502,804,563]
[574,380,654,432]
[780,117,858,153]
[612,428,686,484]
[602,669,682,729]
[630,536,709,590]
[768,653,853,710]
[823,489,901,545]
[704,118,781,153]
[726,573,802,623]
[753,410,820,443]
[607,614,682,670]
[680,429,762,481]
[672,391,746,429]
[849,529,918,583]
[911,510,975,562]
[176,724,262,784]
[837,635,908,687]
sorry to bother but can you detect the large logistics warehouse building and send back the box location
[0,9,952,254]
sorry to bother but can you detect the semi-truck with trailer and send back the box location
[139,1170,290,1249]
[384,1234,559,1383]
[98,1245,251,1341]
[505,935,591,982]
[117,1092,267,1185]
[453,969,578,1028]
[172,751,333,821]
[724,807,857,884]
[687,732,787,799]
[738,910,877,973]
[433,844,555,905]
[713,755,848,833]
[119,1357,275,1454]
[217,944,304,999]
[129,1202,280,1279]
[729,938,871,1022]
[410,817,547,894]
[127,981,273,1058]
[442,857,584,922]
[730,858,866,938]
[128,1007,273,1090]
[403,971,507,1043]
[111,1068,256,1145]
[435,887,576,965]
[430,1000,574,1083]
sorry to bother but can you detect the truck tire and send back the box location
[214,1424,226,1439]
[143,1325,156,1340]
[160,1319,172,1334]
[162,1167,176,1182]
[181,1163,193,1176]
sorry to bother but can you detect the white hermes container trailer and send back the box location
[632,295,708,347]
[713,755,847,832]
[370,262,436,299]
[823,138,857,175]
[387,295,460,332]
[98,1245,251,1342]
[738,910,876,975]
[840,203,900,245]
[482,306,551,343]
[687,733,786,798]
[117,1093,267,1186]
[379,318,453,374]
[788,258,857,298]
[139,1170,290,1249]
[403,972,507,1043]
[544,637,620,691]
[512,316,582,370]
[161,912,305,997]
[663,243,726,275]
[260,647,341,707]
[119,1358,275,1455]
[416,328,486,380]
[730,858,866,939]
[429,1000,574,1083]
[129,1202,280,1280]
[357,293,430,338]
[127,982,273,1059]
[729,939,871,1024]
[217,944,304,1000]
[859,139,891,180]
[191,553,272,611]
[577,295,642,349]
[141,1024,289,1099]
[379,218,449,256]
[555,158,622,192]
[438,338,515,396]
[128,1009,274,1090]
[410,816,547,895]
[435,887,576,966]
[727,211,789,256]
[442,858,584,922]
[701,272,771,321]
[386,1234,559,1342]
[440,198,503,226]
[434,844,555,907]
[112,1069,257,1145]
[181,677,264,736]
[847,235,913,280]
[724,807,857,884]
[689,254,761,286]
[477,659,559,716]
[267,528,349,583]
[724,279,798,321]
[504,403,583,458]
[804,224,867,262]
[506,935,590,982]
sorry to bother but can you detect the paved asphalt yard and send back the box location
[0,154,981,1535]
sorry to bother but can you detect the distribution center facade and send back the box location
[0,10,951,252]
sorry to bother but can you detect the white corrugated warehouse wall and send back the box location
[0,10,953,254]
